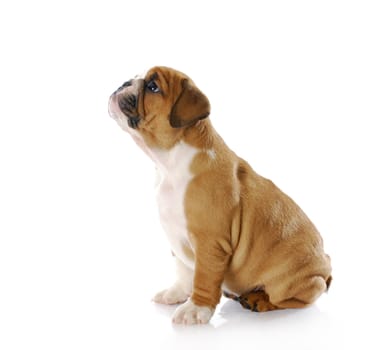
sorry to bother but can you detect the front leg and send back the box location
[152,257,193,305]
[172,241,230,324]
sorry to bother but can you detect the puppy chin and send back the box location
[108,95,129,132]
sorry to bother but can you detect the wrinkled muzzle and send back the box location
[108,78,143,130]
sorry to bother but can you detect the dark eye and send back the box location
[146,80,160,93]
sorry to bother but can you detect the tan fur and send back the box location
[110,66,332,313]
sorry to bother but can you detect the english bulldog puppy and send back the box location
[108,66,332,325]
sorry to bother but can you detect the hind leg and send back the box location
[237,275,329,312]
[273,276,328,310]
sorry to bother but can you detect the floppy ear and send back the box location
[169,79,210,128]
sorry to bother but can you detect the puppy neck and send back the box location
[150,141,199,176]
[183,119,216,150]
[148,120,218,173]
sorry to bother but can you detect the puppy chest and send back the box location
[158,181,184,223]
[152,142,199,267]
[156,177,194,266]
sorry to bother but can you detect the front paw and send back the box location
[152,285,189,305]
[172,299,214,325]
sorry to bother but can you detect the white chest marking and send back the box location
[153,142,199,269]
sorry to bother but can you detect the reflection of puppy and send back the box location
[108,66,332,325]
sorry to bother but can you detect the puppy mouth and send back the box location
[127,115,141,129]
[117,94,141,129]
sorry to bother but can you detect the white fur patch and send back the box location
[153,142,198,269]
[172,299,214,324]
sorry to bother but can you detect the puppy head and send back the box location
[108,66,210,148]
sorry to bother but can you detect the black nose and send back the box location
[122,80,133,88]
[115,80,133,94]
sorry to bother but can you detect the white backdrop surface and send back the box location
[1,1,381,349]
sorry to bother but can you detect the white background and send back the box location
[1,0,381,349]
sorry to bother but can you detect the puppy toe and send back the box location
[172,299,214,325]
